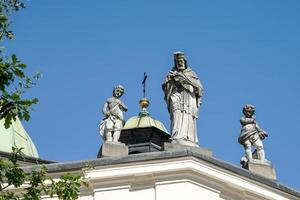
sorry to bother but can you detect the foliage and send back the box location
[0,3,86,199]
[0,0,39,128]
[0,148,86,200]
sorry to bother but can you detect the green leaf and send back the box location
[23,111,30,121]
[13,68,25,78]
[0,15,8,23]
[6,31,14,39]
[11,54,18,65]
[11,92,20,101]
[31,98,39,104]
[4,114,12,129]
[18,63,26,68]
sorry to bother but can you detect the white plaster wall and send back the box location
[77,195,94,200]
[84,158,298,200]
[94,187,155,200]
[92,181,221,200]
[35,157,299,200]
[42,195,93,200]
[156,181,222,200]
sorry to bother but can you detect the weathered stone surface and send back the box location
[162,52,203,147]
[170,139,199,147]
[99,85,128,143]
[238,104,269,167]
[98,142,128,158]
[245,160,276,180]
[23,150,299,198]
[163,142,212,157]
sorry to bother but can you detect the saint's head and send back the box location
[174,51,187,71]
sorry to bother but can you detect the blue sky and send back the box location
[5,0,300,190]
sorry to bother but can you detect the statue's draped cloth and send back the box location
[162,67,203,143]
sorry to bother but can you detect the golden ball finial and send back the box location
[139,98,149,109]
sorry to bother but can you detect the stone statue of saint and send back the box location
[162,52,203,147]
[100,85,128,143]
[238,104,268,166]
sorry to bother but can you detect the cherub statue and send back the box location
[238,104,268,166]
[99,85,128,143]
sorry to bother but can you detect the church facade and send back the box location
[2,52,300,199]
[23,149,300,200]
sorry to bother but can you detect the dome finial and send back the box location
[122,72,167,133]
[139,97,149,111]
[139,72,149,116]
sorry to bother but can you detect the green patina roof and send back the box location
[0,118,39,158]
[123,110,168,133]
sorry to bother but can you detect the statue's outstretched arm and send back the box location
[120,102,128,111]
[255,122,263,132]
[255,122,268,135]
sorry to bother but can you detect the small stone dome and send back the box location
[123,98,168,133]
[123,113,168,133]
[0,118,39,158]
[120,97,170,154]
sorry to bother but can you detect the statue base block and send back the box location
[97,142,128,158]
[245,160,276,180]
[163,142,213,157]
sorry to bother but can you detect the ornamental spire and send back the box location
[139,72,149,116]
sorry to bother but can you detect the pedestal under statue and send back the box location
[162,52,203,147]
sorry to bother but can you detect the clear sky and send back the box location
[5,0,300,191]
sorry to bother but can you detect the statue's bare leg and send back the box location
[106,131,113,142]
[112,120,122,143]
[243,140,252,161]
[254,139,265,160]
[113,130,121,142]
